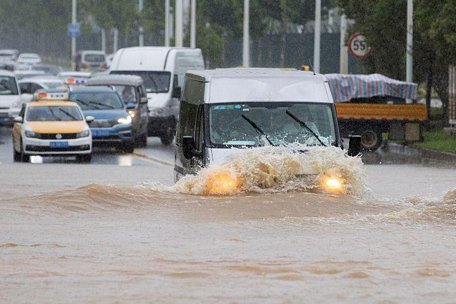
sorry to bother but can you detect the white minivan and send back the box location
[174,68,361,181]
[109,47,204,145]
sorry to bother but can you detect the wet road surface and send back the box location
[1,126,456,303]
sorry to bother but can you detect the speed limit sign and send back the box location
[348,33,371,60]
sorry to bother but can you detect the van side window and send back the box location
[177,100,198,144]
[19,82,30,94]
[194,106,204,151]
[173,74,179,88]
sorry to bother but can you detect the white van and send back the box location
[0,70,24,125]
[109,47,204,145]
[174,68,361,181]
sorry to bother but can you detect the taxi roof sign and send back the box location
[34,90,69,101]
[65,77,87,85]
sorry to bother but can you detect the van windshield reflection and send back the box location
[209,102,336,147]
[110,71,170,93]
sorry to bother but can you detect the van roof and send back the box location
[86,74,143,86]
[110,47,202,71]
[187,68,324,80]
[185,68,333,104]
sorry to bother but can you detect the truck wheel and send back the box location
[160,128,174,146]
[359,127,383,151]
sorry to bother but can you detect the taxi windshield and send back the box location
[26,105,83,121]
[0,76,18,95]
[209,102,337,147]
[69,92,124,110]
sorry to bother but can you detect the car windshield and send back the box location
[84,54,105,63]
[209,102,336,147]
[70,91,124,110]
[112,85,137,103]
[42,81,65,89]
[26,106,83,121]
[0,76,18,95]
[111,71,170,93]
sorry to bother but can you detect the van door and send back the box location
[136,84,148,135]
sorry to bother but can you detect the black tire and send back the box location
[13,147,21,162]
[77,154,92,163]
[120,143,134,153]
[160,128,174,146]
[359,127,383,151]
[136,132,148,148]
[19,140,30,163]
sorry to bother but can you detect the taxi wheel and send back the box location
[19,140,30,163]
[13,148,21,162]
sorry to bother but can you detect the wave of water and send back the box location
[171,145,366,196]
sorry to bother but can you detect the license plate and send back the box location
[50,141,69,148]
[92,129,110,137]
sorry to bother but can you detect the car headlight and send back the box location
[25,130,40,138]
[76,129,90,138]
[128,110,139,118]
[117,116,132,124]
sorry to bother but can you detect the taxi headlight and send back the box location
[25,130,39,138]
[76,129,90,138]
[117,116,132,124]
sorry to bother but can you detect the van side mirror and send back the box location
[183,135,202,159]
[140,97,148,104]
[172,86,181,99]
[347,135,361,157]
[14,116,23,123]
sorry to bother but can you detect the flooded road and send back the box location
[1,145,456,303]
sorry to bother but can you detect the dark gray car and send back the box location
[86,75,149,147]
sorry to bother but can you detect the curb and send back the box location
[383,142,456,166]
[133,151,174,167]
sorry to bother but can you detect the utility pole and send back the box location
[71,0,77,64]
[138,0,144,46]
[339,14,348,74]
[175,0,183,47]
[190,0,196,48]
[406,0,413,83]
[113,28,119,53]
[165,0,170,46]
[101,29,106,53]
[313,0,321,73]
[242,0,250,67]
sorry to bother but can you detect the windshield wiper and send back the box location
[90,101,115,109]
[48,107,62,121]
[58,108,78,120]
[241,114,274,146]
[285,110,326,146]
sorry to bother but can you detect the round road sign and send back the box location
[348,33,371,60]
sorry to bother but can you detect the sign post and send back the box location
[348,33,371,61]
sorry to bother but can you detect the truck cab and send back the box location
[174,68,361,182]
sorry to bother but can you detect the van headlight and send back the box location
[117,116,132,124]
[25,130,39,138]
[76,129,90,138]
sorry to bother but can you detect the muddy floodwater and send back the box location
[1,149,456,303]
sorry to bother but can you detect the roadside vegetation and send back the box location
[414,130,456,154]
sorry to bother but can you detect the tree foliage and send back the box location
[337,0,455,121]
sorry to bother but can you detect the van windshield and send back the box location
[0,76,18,95]
[110,71,170,93]
[209,102,336,147]
[84,54,105,63]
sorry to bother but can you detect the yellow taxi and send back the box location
[12,90,93,162]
